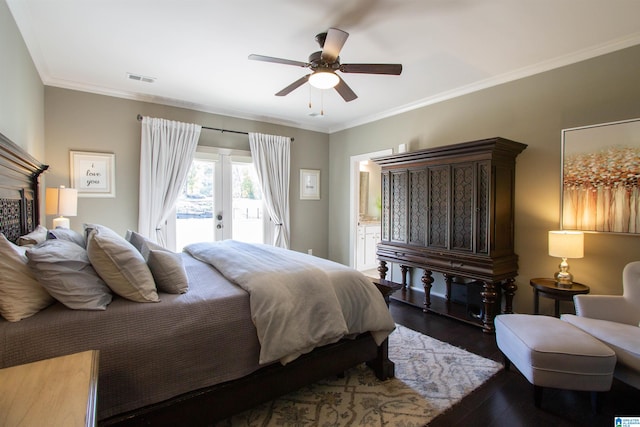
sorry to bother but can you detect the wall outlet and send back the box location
[307,249,313,255]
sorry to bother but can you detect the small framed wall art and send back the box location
[70,150,116,198]
[300,169,320,200]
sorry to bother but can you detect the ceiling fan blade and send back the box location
[275,75,310,96]
[340,63,403,75]
[248,54,308,68]
[334,76,358,102]
[321,28,349,63]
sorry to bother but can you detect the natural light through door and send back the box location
[172,148,269,251]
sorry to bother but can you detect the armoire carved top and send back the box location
[373,137,527,168]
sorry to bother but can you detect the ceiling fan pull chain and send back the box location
[321,90,324,116]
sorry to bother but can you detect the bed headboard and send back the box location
[0,132,48,243]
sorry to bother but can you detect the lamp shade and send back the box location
[308,70,340,89]
[46,186,78,216]
[548,230,584,259]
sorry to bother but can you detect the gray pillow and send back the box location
[26,239,112,310]
[126,230,189,294]
[86,225,159,303]
[0,233,54,321]
[125,229,145,253]
[47,227,86,248]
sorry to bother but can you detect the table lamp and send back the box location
[548,230,584,287]
[46,185,78,229]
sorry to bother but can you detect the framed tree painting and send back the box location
[70,150,116,197]
[561,117,640,234]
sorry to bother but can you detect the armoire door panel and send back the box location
[381,172,390,242]
[390,171,408,243]
[408,169,427,246]
[476,161,491,254]
[493,165,516,254]
[451,163,474,252]
[427,165,449,249]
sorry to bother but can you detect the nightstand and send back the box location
[530,278,590,317]
[0,350,99,426]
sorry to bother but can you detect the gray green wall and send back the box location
[44,87,331,257]
[0,0,44,159]
[328,44,640,315]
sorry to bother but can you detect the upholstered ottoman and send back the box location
[495,314,616,409]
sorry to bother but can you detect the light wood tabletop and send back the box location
[0,349,99,427]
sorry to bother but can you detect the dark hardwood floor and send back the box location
[389,299,640,427]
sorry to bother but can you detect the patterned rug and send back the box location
[216,324,503,426]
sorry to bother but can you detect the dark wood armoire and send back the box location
[374,137,527,333]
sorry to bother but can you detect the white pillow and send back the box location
[126,230,189,294]
[17,225,48,247]
[0,233,54,321]
[27,239,112,310]
[86,225,159,303]
[47,227,86,248]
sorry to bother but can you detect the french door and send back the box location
[168,147,271,251]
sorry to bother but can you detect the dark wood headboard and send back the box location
[0,132,48,243]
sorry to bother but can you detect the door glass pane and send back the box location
[232,161,264,243]
[176,159,215,250]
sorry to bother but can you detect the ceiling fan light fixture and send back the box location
[308,70,339,89]
[249,27,400,101]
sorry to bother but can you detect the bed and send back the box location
[0,132,397,425]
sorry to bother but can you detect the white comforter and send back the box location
[184,240,395,365]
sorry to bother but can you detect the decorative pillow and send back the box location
[0,233,54,321]
[47,227,86,248]
[125,229,145,253]
[17,225,48,247]
[26,239,112,310]
[86,225,159,303]
[83,223,101,243]
[126,230,189,294]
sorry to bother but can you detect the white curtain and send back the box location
[249,132,291,248]
[138,116,201,246]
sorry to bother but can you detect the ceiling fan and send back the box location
[248,27,402,102]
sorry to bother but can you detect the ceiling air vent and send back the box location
[127,72,156,83]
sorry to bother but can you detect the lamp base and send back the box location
[554,257,574,288]
[52,216,70,229]
[554,279,573,289]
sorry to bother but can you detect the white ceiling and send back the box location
[7,0,640,134]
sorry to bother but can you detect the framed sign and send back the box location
[70,151,116,198]
[300,169,320,200]
[561,117,640,234]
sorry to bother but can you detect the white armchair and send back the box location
[561,261,640,389]
[574,261,640,326]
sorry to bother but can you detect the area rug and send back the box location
[216,324,503,426]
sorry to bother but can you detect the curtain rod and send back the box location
[136,114,294,141]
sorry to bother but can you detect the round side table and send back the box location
[529,278,590,317]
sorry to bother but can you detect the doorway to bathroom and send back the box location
[349,149,392,274]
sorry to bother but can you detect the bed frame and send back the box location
[0,132,47,241]
[0,131,395,425]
